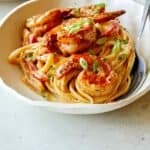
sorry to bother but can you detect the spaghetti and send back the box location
[8,4,135,103]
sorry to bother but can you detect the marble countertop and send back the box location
[0,1,150,150]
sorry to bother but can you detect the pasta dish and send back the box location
[8,4,135,103]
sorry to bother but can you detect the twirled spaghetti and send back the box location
[8,3,135,103]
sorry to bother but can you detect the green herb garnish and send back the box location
[118,53,128,61]
[94,9,100,14]
[64,25,80,34]
[64,18,93,34]
[42,91,49,99]
[88,49,96,55]
[123,27,127,31]
[26,53,33,61]
[103,57,107,62]
[96,3,106,8]
[28,53,33,57]
[49,74,54,82]
[73,8,80,16]
[112,39,121,54]
[80,57,88,70]
[121,39,128,44]
[93,60,99,73]
[96,37,107,45]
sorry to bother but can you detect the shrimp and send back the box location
[23,8,72,45]
[77,69,118,97]
[45,18,97,55]
[56,54,95,78]
[26,9,63,28]
[23,4,125,52]
[56,54,118,97]
[56,59,80,79]
[43,9,125,55]
[68,6,125,23]
[65,3,105,18]
[76,58,119,97]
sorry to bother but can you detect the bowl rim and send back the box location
[0,0,150,112]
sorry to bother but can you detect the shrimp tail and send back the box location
[94,10,126,23]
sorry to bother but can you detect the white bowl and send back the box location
[0,0,150,114]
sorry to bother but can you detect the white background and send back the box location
[0,1,150,150]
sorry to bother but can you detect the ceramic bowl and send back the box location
[0,0,150,114]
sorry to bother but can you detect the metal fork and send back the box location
[121,0,150,98]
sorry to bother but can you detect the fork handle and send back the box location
[136,0,150,53]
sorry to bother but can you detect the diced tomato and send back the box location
[32,71,48,82]
[26,62,47,82]
[93,46,101,54]
[44,34,57,53]
[29,34,37,44]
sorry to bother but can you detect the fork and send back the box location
[122,0,150,98]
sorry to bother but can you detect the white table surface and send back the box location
[0,1,150,150]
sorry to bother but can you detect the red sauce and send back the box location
[29,34,37,44]
[72,53,94,64]
[83,71,107,86]
[82,58,112,86]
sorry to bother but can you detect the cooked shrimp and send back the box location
[26,9,62,28]
[92,10,125,23]
[76,58,119,97]
[66,4,125,22]
[56,54,118,97]
[23,9,69,45]
[56,59,80,79]
[56,54,95,78]
[45,18,97,55]
[66,3,106,18]
[23,4,125,53]
[43,9,125,55]
[77,69,118,97]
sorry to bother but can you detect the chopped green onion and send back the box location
[103,57,107,62]
[123,27,127,31]
[48,66,55,72]
[26,53,33,61]
[64,18,93,34]
[96,89,100,92]
[121,39,128,44]
[96,37,107,45]
[73,8,80,16]
[96,3,106,8]
[42,91,49,99]
[80,57,88,70]
[86,18,93,24]
[93,60,99,73]
[112,40,121,54]
[88,49,96,55]
[118,53,128,61]
[28,53,33,58]
[49,74,54,82]
[93,9,100,14]
[64,25,80,33]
